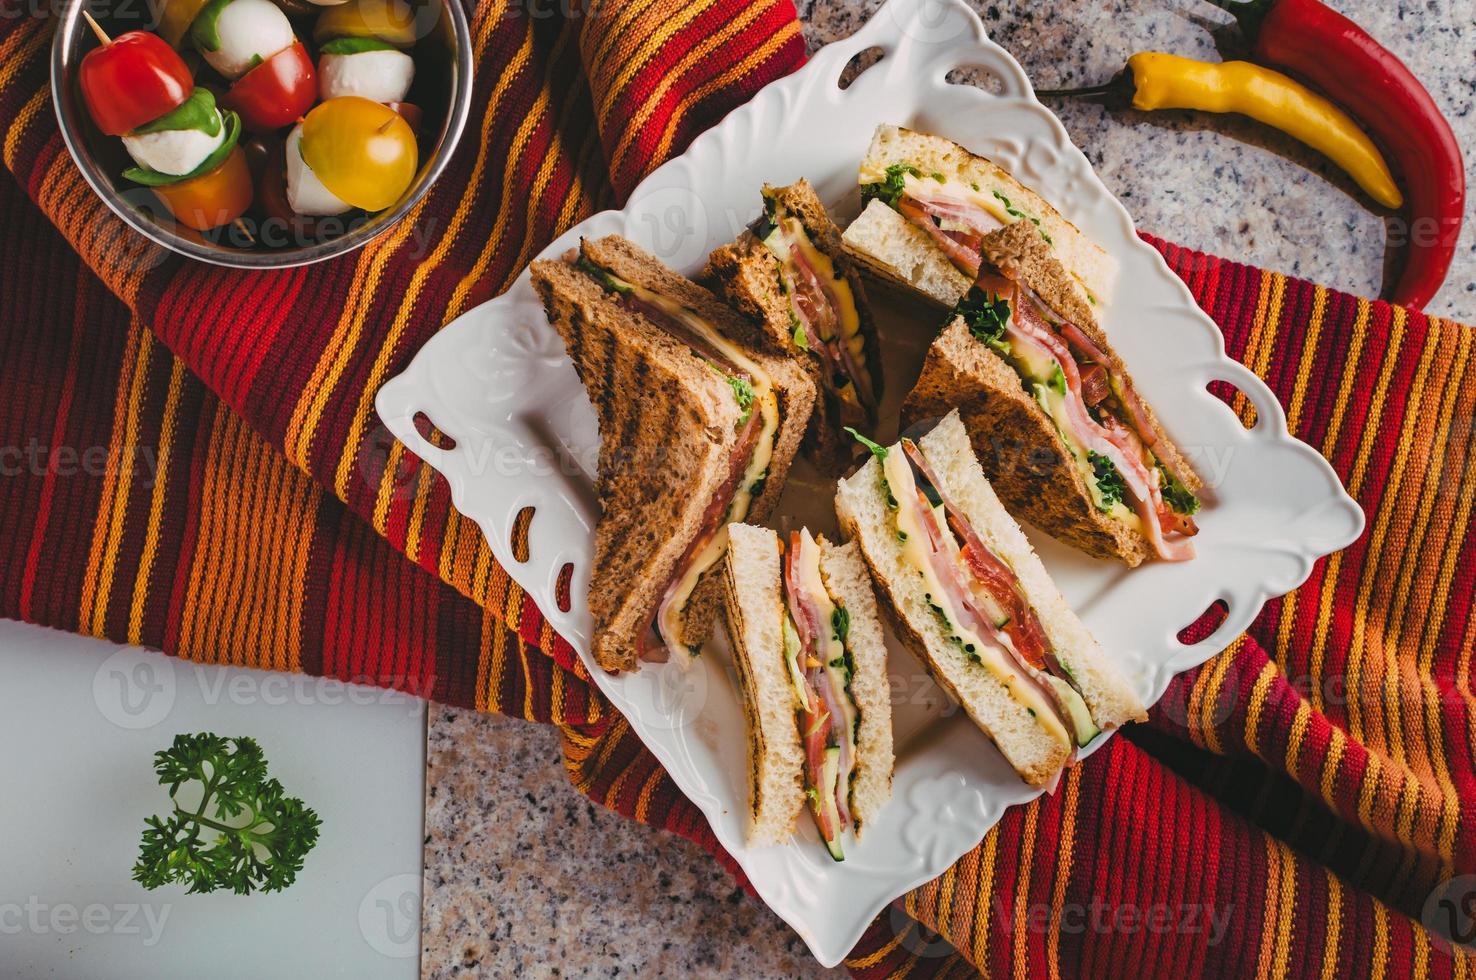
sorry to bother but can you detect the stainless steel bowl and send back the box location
[50,0,473,269]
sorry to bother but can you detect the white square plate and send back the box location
[376,0,1363,965]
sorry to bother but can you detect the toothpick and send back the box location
[82,9,111,45]
[233,219,255,244]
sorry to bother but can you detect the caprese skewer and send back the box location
[79,13,252,233]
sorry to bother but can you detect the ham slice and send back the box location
[897,195,985,275]
[783,534,852,835]
[1003,287,1197,562]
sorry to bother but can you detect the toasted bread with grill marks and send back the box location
[901,316,1151,566]
[979,221,1200,497]
[530,236,815,671]
[708,180,883,475]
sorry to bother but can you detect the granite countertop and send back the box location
[421,3,1476,976]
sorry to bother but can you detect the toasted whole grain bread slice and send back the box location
[531,236,815,671]
[901,316,1151,566]
[708,180,884,474]
[980,221,1201,496]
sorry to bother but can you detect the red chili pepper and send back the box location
[1210,0,1465,310]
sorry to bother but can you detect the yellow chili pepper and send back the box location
[1124,52,1402,209]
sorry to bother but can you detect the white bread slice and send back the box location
[723,524,896,844]
[915,414,1146,731]
[856,124,1118,305]
[841,199,971,308]
[721,523,804,846]
[817,537,894,835]
[834,438,1070,786]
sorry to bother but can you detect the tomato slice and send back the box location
[221,42,318,134]
[152,145,253,231]
[79,31,193,135]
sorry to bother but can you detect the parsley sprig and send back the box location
[133,733,321,895]
[860,164,921,209]
[1088,452,1126,510]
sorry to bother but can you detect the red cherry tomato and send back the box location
[221,42,318,134]
[152,144,253,231]
[79,31,193,135]
[385,101,423,135]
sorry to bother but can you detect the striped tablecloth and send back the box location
[1,2,1472,975]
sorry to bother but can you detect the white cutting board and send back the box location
[0,619,425,979]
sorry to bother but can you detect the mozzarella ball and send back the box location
[285,123,351,216]
[201,0,295,80]
[305,0,348,4]
[318,48,416,104]
[121,115,227,176]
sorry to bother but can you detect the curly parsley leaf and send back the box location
[133,733,321,896]
[726,376,755,426]
[1161,469,1201,515]
[1088,452,1125,511]
[860,164,921,209]
[831,605,850,644]
[953,286,1013,353]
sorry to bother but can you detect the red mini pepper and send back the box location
[221,41,318,134]
[1210,0,1466,310]
[78,27,193,136]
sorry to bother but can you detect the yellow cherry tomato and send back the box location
[312,0,423,48]
[300,96,418,212]
[152,145,253,231]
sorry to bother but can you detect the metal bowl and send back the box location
[50,0,473,269]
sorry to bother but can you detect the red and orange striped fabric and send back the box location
[0,1,1472,976]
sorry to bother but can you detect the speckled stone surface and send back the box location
[421,4,1476,977]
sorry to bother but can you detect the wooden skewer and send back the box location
[82,9,111,45]
[233,218,255,244]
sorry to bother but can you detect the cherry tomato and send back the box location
[79,31,192,135]
[312,0,423,48]
[385,101,423,135]
[152,144,253,230]
[300,96,417,212]
[148,0,213,48]
[221,41,317,133]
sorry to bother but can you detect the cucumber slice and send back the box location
[815,746,845,862]
[1044,674,1099,747]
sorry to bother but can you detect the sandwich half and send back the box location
[722,522,893,858]
[834,411,1145,788]
[530,236,815,672]
[903,221,1203,564]
[708,179,884,472]
[841,124,1117,308]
